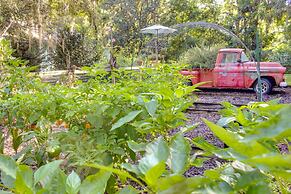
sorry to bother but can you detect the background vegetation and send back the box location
[0,0,291,70]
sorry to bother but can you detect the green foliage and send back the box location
[180,44,225,68]
[99,102,290,193]
[0,155,111,194]
[266,43,291,72]
[2,0,290,68]
[52,27,99,69]
[0,39,13,65]
[200,102,291,193]
[0,47,197,169]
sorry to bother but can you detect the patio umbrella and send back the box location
[141,25,177,62]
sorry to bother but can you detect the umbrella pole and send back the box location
[156,29,159,63]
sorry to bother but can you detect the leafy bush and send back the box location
[52,27,100,70]
[0,155,113,194]
[92,102,290,193]
[179,44,225,69]
[0,49,198,168]
[200,102,291,193]
[265,43,291,73]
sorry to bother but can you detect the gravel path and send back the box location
[195,87,291,104]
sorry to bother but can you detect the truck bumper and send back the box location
[279,82,288,87]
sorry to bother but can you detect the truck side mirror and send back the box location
[237,59,242,63]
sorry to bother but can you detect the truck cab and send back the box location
[181,48,287,94]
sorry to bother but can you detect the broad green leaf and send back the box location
[243,107,291,142]
[236,110,249,126]
[246,182,271,194]
[203,119,269,157]
[208,181,233,194]
[1,171,15,189]
[232,161,254,172]
[0,154,17,179]
[15,165,34,194]
[213,148,247,161]
[235,170,267,190]
[138,137,169,175]
[121,163,141,176]
[217,117,236,127]
[29,112,40,123]
[80,170,111,194]
[34,160,63,187]
[84,163,144,188]
[180,124,198,134]
[192,137,219,153]
[44,169,67,194]
[159,176,209,194]
[111,110,142,131]
[190,157,208,168]
[145,99,157,117]
[127,141,147,152]
[106,175,117,194]
[115,186,138,194]
[168,133,190,174]
[272,170,291,181]
[245,154,291,169]
[175,88,184,98]
[145,162,165,187]
[66,171,81,194]
[204,169,220,180]
[157,175,185,191]
[87,113,103,129]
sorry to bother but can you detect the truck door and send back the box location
[214,52,245,88]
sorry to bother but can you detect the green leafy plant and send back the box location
[195,102,291,193]
[0,154,112,194]
[0,50,198,170]
[180,43,225,69]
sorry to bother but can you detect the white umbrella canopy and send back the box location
[141,25,177,62]
[141,24,177,35]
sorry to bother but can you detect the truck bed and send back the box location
[181,68,214,87]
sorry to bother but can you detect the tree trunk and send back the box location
[37,0,43,50]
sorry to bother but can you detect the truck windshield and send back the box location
[241,52,249,62]
[221,53,237,63]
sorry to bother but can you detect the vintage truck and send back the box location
[180,48,287,94]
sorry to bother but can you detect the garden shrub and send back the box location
[179,44,225,69]
[265,42,291,73]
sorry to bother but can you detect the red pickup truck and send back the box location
[180,48,287,94]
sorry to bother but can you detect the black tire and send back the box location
[185,80,193,86]
[253,78,273,94]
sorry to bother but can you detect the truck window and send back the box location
[241,52,249,62]
[221,53,238,64]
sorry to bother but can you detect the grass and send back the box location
[286,74,291,86]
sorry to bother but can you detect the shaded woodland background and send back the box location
[1,0,290,70]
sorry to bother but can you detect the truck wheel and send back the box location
[253,78,273,94]
[185,80,193,86]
